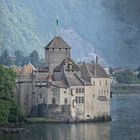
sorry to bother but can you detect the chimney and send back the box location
[96,56,98,64]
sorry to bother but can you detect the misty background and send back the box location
[0,0,140,68]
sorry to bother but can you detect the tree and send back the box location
[15,50,24,66]
[137,72,140,80]
[113,69,140,84]
[0,49,9,65]
[29,50,39,67]
[0,65,24,124]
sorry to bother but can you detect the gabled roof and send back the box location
[84,63,109,78]
[86,63,109,78]
[65,74,84,86]
[54,57,80,72]
[45,36,71,49]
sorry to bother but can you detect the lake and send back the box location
[1,94,140,140]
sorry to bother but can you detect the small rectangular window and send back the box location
[76,88,78,93]
[106,80,107,85]
[78,97,80,103]
[71,89,73,95]
[80,97,82,103]
[79,88,81,93]
[75,96,84,103]
[82,97,84,103]
[100,80,101,85]
[76,96,78,103]
[64,98,68,105]
[82,88,84,93]
[52,98,56,104]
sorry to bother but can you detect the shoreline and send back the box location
[0,116,111,134]
[111,84,140,94]
[26,115,112,124]
[0,125,29,134]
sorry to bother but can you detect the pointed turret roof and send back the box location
[21,63,36,75]
[45,36,71,49]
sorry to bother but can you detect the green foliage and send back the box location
[15,50,24,66]
[0,65,24,124]
[0,49,43,67]
[0,100,11,124]
[8,101,24,123]
[29,50,39,68]
[137,72,140,80]
[113,70,140,84]
[0,49,9,66]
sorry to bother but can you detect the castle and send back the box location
[16,36,111,121]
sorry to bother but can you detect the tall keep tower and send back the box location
[45,36,71,74]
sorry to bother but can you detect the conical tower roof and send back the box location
[21,63,36,75]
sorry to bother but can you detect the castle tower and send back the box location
[45,36,71,74]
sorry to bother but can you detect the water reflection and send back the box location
[0,123,110,140]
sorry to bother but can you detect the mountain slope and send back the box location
[0,0,140,67]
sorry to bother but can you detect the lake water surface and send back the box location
[1,94,140,140]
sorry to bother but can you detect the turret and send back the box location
[45,36,71,74]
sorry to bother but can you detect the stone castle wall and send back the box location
[45,48,70,73]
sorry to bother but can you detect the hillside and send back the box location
[0,0,140,67]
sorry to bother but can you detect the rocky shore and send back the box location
[64,115,112,123]
[26,115,112,124]
[0,125,29,134]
